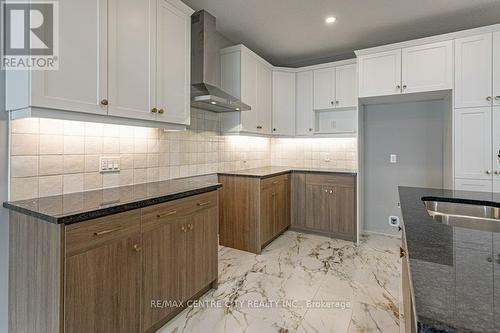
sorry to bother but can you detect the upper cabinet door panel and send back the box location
[296,71,314,136]
[455,107,492,180]
[455,33,492,108]
[240,52,259,133]
[272,71,296,136]
[108,0,156,121]
[402,41,453,94]
[358,49,401,98]
[31,0,107,115]
[493,31,500,106]
[494,106,500,178]
[156,0,192,125]
[257,63,273,135]
[313,67,335,110]
[335,64,357,108]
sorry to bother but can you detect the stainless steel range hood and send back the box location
[191,10,251,112]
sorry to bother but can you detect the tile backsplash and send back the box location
[9,110,356,200]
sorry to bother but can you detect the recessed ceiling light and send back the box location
[325,16,336,24]
[211,101,217,105]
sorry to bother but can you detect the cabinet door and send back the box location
[31,0,107,114]
[274,178,291,234]
[494,107,500,183]
[331,185,356,239]
[455,33,492,108]
[156,0,192,125]
[296,71,314,136]
[305,184,330,232]
[358,49,401,98]
[313,67,335,110]
[335,64,357,108]
[272,71,296,136]
[455,107,492,180]
[260,185,275,246]
[402,41,453,94]
[142,217,187,331]
[494,234,500,333]
[257,63,273,134]
[240,52,259,133]
[108,0,156,121]
[65,234,141,333]
[186,204,218,297]
[494,31,500,106]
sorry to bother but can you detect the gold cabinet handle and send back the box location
[100,99,108,106]
[93,227,121,236]
[133,244,142,252]
[197,201,211,207]
[158,108,165,114]
[180,225,187,232]
[400,246,406,258]
[187,223,193,230]
[151,107,158,113]
[157,210,177,218]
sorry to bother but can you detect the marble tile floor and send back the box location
[157,231,401,333]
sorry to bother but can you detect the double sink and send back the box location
[423,199,500,232]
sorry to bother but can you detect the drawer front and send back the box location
[142,191,218,229]
[65,210,141,257]
[305,173,355,187]
[261,173,290,189]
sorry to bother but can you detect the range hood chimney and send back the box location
[191,10,251,112]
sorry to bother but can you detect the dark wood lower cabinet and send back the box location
[9,190,219,333]
[219,174,291,253]
[293,173,357,241]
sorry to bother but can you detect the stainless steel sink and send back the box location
[423,200,500,232]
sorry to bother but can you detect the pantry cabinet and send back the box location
[454,107,492,184]
[272,71,296,136]
[455,33,493,108]
[6,0,193,128]
[220,45,273,135]
[295,71,315,136]
[358,49,402,98]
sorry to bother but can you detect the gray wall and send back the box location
[0,68,8,332]
[363,100,445,235]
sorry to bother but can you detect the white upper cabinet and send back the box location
[15,0,107,114]
[313,68,335,110]
[455,33,493,108]
[401,41,453,94]
[155,0,192,125]
[493,31,500,106]
[358,49,401,98]
[335,64,357,108]
[256,63,273,135]
[296,71,314,136]
[220,45,273,135]
[108,0,156,121]
[494,106,500,181]
[272,71,296,136]
[454,107,492,180]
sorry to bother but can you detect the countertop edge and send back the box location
[4,184,222,225]
[217,169,358,179]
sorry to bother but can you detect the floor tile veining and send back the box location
[158,232,401,333]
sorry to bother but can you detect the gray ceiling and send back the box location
[183,0,500,67]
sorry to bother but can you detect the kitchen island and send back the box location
[398,186,500,333]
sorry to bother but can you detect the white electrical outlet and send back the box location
[324,153,331,162]
[389,216,400,227]
[99,156,120,173]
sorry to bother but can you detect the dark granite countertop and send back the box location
[398,186,500,333]
[218,166,357,178]
[3,175,222,224]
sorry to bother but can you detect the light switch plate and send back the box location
[99,156,120,173]
[390,154,397,163]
